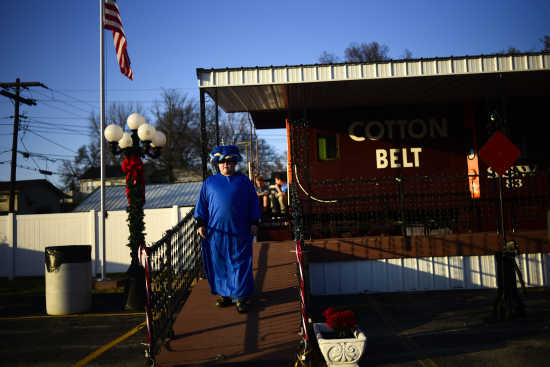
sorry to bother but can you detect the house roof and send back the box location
[196,52,550,129]
[0,179,68,198]
[79,165,124,180]
[72,181,202,212]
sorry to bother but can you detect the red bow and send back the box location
[121,155,145,204]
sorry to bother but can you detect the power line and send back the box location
[36,99,91,119]
[17,150,71,162]
[30,88,92,115]
[26,130,77,153]
[24,115,92,120]
[20,119,91,133]
[17,150,73,158]
[21,126,91,136]
[55,87,194,92]
[36,98,162,104]
[47,87,98,110]
[7,162,69,177]
[19,137,50,178]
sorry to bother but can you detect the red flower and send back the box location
[322,307,357,338]
[322,307,337,319]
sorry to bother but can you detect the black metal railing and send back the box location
[291,170,550,240]
[141,208,202,362]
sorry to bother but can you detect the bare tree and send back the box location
[318,51,340,63]
[504,47,522,54]
[344,42,390,62]
[153,89,201,181]
[541,35,550,51]
[59,145,99,190]
[401,48,413,59]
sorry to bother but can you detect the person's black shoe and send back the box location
[216,296,232,308]
[236,301,248,313]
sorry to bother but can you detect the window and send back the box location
[317,134,338,160]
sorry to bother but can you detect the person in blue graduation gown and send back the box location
[194,145,261,313]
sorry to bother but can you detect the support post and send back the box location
[200,89,207,180]
[99,0,107,280]
[8,80,21,213]
[215,88,219,146]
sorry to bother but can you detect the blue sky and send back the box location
[1,0,549,188]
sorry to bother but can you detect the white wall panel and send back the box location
[418,257,434,290]
[356,260,372,294]
[340,261,358,294]
[308,254,550,296]
[449,256,465,289]
[480,255,497,288]
[387,258,403,292]
[104,210,131,273]
[0,206,192,277]
[16,213,90,277]
[0,216,10,277]
[403,258,419,291]
[324,262,341,294]
[371,259,388,292]
[433,256,450,290]
[464,256,482,288]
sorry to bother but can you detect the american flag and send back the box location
[103,0,133,80]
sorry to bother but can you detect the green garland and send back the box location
[124,154,146,267]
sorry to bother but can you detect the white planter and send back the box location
[313,323,367,367]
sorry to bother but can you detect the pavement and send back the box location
[1,286,149,367]
[2,280,550,366]
[310,287,550,367]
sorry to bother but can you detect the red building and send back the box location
[197,52,550,293]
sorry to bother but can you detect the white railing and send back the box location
[0,206,192,278]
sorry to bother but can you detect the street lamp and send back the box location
[104,113,166,310]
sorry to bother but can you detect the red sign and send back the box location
[479,130,520,176]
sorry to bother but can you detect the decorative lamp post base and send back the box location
[124,264,146,311]
[313,323,367,367]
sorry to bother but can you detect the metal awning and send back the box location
[197,52,550,129]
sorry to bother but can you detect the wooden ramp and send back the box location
[156,240,301,366]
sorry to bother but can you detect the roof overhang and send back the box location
[197,52,550,129]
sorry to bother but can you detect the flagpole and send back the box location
[99,0,107,280]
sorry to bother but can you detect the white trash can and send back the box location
[45,245,92,315]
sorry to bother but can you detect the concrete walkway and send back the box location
[156,240,301,366]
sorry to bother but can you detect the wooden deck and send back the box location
[156,240,301,366]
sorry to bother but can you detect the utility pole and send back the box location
[0,79,47,213]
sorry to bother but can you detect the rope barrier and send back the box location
[293,164,338,203]
[139,243,154,360]
[295,239,312,366]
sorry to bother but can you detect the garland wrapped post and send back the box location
[121,153,147,310]
[103,113,166,312]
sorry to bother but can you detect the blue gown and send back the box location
[194,173,261,298]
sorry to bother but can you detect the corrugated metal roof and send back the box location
[196,52,550,129]
[73,181,202,212]
[198,52,549,89]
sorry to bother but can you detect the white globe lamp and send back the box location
[137,123,156,142]
[127,113,146,131]
[151,130,166,148]
[118,132,133,149]
[104,124,123,143]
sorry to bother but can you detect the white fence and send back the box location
[309,253,550,295]
[0,206,192,278]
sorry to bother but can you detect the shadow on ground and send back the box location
[310,288,550,366]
